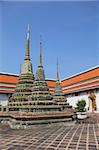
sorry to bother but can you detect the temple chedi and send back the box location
[0,25,75,128]
[8,25,34,111]
[53,61,72,109]
[30,38,53,104]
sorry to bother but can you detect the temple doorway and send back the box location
[88,93,96,111]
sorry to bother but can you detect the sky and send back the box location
[0,1,99,80]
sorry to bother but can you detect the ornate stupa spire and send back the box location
[40,35,42,65]
[25,24,30,60]
[56,59,59,81]
[54,60,62,94]
[53,60,68,105]
[21,24,33,75]
[35,35,45,80]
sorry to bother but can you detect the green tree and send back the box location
[76,100,86,112]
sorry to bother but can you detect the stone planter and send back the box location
[77,112,87,119]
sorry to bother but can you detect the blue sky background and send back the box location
[0,1,99,79]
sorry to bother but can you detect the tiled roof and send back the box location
[0,66,98,94]
[61,67,99,87]
[0,74,18,84]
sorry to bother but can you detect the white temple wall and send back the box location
[0,93,9,106]
[67,90,99,112]
[67,92,89,111]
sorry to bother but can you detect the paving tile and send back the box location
[0,123,99,150]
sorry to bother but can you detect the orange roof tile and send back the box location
[46,80,56,87]
[0,67,98,92]
[61,67,99,87]
[0,74,56,88]
[0,74,19,84]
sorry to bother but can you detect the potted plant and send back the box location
[76,100,87,119]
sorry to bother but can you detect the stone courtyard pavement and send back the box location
[0,123,99,150]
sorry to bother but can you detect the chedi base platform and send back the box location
[0,110,75,129]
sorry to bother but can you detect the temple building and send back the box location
[0,69,99,112]
[0,67,98,112]
[61,67,99,112]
